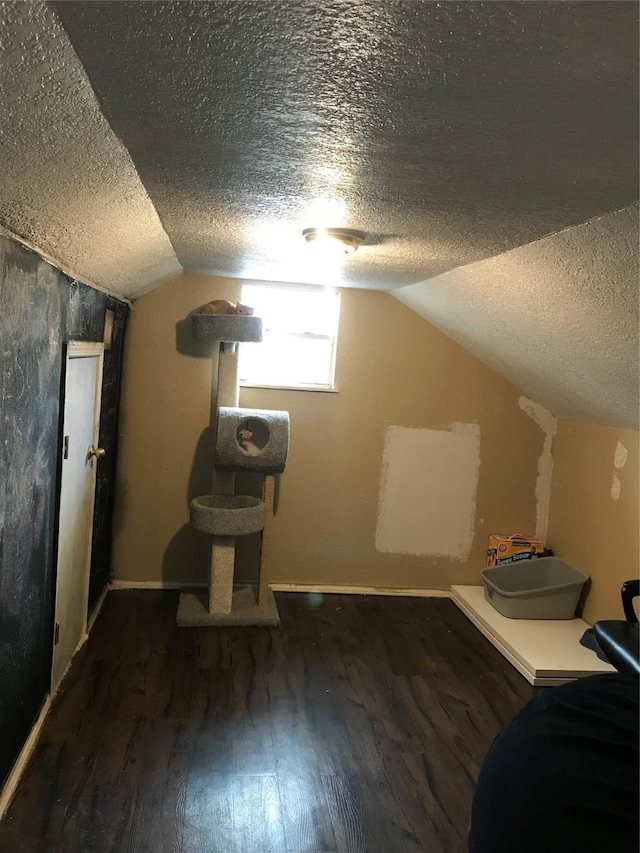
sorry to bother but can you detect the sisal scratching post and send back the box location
[258,475,276,606]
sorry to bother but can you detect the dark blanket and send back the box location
[469,673,639,852]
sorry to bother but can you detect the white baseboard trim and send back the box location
[270,583,451,598]
[109,580,451,598]
[51,630,88,701]
[86,583,109,634]
[110,580,208,590]
[0,695,52,819]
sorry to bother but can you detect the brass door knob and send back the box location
[87,445,106,460]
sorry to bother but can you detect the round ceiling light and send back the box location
[302,227,365,255]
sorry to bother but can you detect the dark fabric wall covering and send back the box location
[0,236,128,787]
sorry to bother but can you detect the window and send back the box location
[238,284,340,390]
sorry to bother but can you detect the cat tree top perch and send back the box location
[191,313,263,343]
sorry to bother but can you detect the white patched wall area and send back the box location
[611,439,629,501]
[376,423,480,559]
[517,396,557,541]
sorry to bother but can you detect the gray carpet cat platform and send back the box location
[177,584,280,627]
[190,494,265,535]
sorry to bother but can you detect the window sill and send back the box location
[240,383,339,393]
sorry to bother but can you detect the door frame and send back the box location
[51,340,104,690]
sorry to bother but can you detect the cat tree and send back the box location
[176,312,290,627]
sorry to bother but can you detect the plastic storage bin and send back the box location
[481,557,589,619]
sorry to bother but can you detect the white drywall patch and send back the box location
[375,423,480,559]
[614,441,628,469]
[518,396,557,542]
[611,475,621,501]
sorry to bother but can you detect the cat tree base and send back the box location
[176,584,280,627]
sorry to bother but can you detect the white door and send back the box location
[51,343,104,693]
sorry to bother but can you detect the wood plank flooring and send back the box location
[0,591,534,852]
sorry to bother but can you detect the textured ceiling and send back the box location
[1,1,638,426]
[396,204,640,429]
[0,1,181,298]
[52,0,638,290]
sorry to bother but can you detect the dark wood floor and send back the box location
[0,591,534,852]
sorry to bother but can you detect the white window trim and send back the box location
[240,383,339,393]
[239,283,340,392]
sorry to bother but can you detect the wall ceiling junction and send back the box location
[0,1,181,298]
[51,1,638,291]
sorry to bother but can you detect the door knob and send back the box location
[87,445,106,460]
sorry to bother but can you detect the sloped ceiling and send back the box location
[0,1,181,298]
[51,0,638,290]
[0,2,638,426]
[396,204,640,429]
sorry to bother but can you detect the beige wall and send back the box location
[112,274,241,585]
[547,421,639,624]
[112,273,547,590]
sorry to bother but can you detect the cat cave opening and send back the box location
[216,407,290,474]
[237,419,270,456]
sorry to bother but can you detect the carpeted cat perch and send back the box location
[176,312,290,627]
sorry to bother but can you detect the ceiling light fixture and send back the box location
[302,227,365,255]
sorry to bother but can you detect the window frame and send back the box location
[238,283,340,392]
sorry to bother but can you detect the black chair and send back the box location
[468,672,639,853]
[593,579,640,675]
[469,581,640,852]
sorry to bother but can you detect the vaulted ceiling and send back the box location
[0,1,638,426]
[52,0,638,290]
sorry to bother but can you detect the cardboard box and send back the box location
[487,534,545,567]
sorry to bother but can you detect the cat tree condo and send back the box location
[177,312,290,627]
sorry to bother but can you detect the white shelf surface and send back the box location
[451,585,615,686]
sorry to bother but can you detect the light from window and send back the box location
[239,284,340,390]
